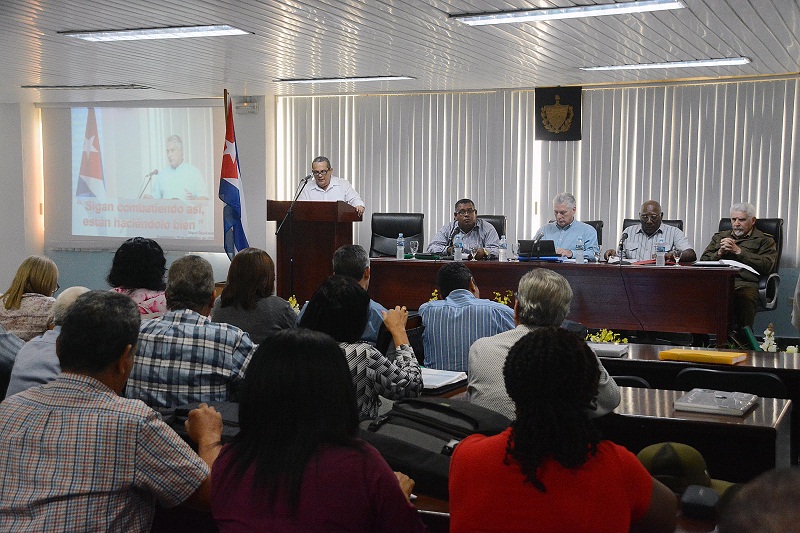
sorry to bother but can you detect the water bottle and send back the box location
[498,235,508,262]
[453,233,463,261]
[656,235,666,266]
[575,237,585,264]
[396,233,405,260]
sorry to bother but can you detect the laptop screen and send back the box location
[518,239,557,258]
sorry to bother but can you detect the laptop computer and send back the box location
[517,239,559,260]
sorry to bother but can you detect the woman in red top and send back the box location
[449,327,676,532]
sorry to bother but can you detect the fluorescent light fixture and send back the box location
[452,0,684,26]
[275,75,414,84]
[580,57,751,71]
[59,25,250,42]
[21,84,151,90]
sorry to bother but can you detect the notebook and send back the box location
[674,388,759,416]
[517,239,559,260]
[659,349,747,365]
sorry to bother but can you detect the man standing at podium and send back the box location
[298,156,365,216]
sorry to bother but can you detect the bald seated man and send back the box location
[605,200,697,263]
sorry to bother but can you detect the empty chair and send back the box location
[611,375,651,388]
[477,214,506,239]
[370,213,424,257]
[674,367,787,398]
[584,220,604,246]
[623,218,683,232]
[717,217,783,311]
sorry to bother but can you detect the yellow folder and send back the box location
[658,349,747,365]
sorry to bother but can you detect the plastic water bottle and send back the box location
[396,233,405,260]
[656,235,666,266]
[453,233,463,261]
[575,237,585,264]
[498,235,508,262]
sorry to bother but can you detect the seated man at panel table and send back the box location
[4,286,89,398]
[296,244,387,344]
[468,268,620,420]
[426,198,500,260]
[700,202,778,334]
[0,291,222,532]
[297,156,365,216]
[605,199,697,263]
[537,192,599,259]
[126,255,256,409]
[418,262,515,372]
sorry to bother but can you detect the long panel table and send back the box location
[598,344,800,464]
[369,259,737,343]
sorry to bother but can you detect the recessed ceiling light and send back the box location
[452,0,684,26]
[580,57,751,71]
[21,84,151,90]
[59,25,250,42]
[275,76,414,84]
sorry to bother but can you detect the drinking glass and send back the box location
[511,242,520,260]
[409,240,419,258]
[470,245,479,260]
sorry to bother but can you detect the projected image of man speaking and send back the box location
[145,135,208,200]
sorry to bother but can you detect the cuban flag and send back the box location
[76,108,106,197]
[219,97,250,258]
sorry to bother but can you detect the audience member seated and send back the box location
[718,468,800,533]
[108,237,168,318]
[418,262,514,372]
[0,255,59,341]
[0,323,23,375]
[296,244,387,344]
[449,327,677,533]
[468,268,619,420]
[199,328,426,532]
[700,202,778,334]
[126,255,256,409]
[605,200,696,263]
[0,291,222,532]
[299,276,422,420]
[5,286,89,398]
[211,247,296,344]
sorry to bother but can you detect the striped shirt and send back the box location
[127,308,256,409]
[0,373,208,532]
[340,342,422,420]
[619,223,692,261]
[419,289,515,372]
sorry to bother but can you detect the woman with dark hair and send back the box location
[211,248,295,344]
[449,327,677,533]
[299,275,422,420]
[201,328,425,531]
[0,256,59,341]
[107,237,168,318]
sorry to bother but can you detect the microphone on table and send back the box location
[617,233,628,260]
[446,222,459,250]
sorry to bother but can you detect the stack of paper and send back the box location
[587,342,629,358]
[421,367,468,391]
[674,388,759,416]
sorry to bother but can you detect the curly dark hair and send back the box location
[503,327,601,492]
[106,237,166,291]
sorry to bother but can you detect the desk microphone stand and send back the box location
[275,177,310,297]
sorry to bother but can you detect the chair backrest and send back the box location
[611,375,651,388]
[718,217,784,273]
[370,213,424,257]
[674,367,788,398]
[584,220,604,246]
[623,218,684,232]
[478,214,506,238]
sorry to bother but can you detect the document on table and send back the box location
[694,259,759,275]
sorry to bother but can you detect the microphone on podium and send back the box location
[138,170,159,199]
[301,174,313,182]
[145,169,159,178]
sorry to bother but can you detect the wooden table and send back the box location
[368,259,737,344]
[599,344,800,463]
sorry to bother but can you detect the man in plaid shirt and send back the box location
[0,291,223,532]
[126,255,256,409]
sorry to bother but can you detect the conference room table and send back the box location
[368,258,737,344]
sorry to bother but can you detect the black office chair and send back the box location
[717,217,783,311]
[611,375,651,388]
[370,213,424,257]
[478,214,506,238]
[623,218,684,232]
[674,367,787,398]
[584,220,604,246]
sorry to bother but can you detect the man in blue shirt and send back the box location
[419,262,514,372]
[537,192,599,260]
